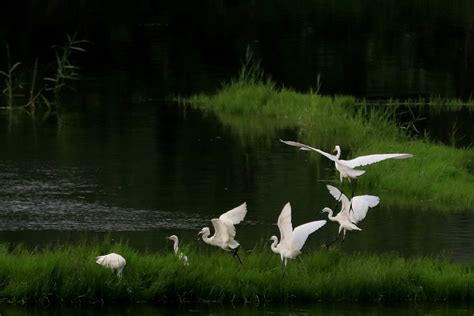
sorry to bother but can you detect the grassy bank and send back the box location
[181,77,474,211]
[0,243,473,305]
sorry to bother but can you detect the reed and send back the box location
[44,33,88,104]
[0,44,21,109]
[0,242,473,306]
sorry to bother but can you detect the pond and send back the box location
[0,101,473,262]
[1,0,474,313]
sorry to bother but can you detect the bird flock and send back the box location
[96,141,413,276]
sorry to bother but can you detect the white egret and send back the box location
[280,140,413,183]
[322,184,379,245]
[166,234,189,266]
[95,253,126,278]
[198,202,247,263]
[270,202,326,267]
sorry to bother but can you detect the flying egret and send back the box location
[95,253,126,278]
[270,202,326,267]
[198,202,247,264]
[166,234,189,266]
[322,184,379,245]
[280,140,413,187]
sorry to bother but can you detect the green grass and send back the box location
[179,74,474,212]
[0,242,474,305]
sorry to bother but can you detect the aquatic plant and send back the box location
[43,33,88,106]
[0,44,22,109]
[0,34,87,119]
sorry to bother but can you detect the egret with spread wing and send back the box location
[280,140,413,184]
[322,184,379,246]
[198,202,247,264]
[270,202,326,267]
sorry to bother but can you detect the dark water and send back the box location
[1,103,473,262]
[1,303,474,316]
[1,1,474,314]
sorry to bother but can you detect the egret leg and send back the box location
[297,256,304,265]
[351,179,358,199]
[232,248,243,265]
[341,230,347,244]
[348,180,358,213]
[325,235,340,248]
[282,259,288,277]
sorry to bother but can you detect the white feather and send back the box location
[96,253,126,278]
[291,220,327,251]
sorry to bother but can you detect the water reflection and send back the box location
[1,302,473,316]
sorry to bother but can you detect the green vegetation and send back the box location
[0,242,473,305]
[179,52,474,212]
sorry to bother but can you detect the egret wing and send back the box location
[280,140,339,162]
[211,218,228,244]
[326,185,343,201]
[221,220,238,240]
[291,220,327,251]
[350,195,380,223]
[342,153,413,168]
[219,202,247,225]
[277,202,293,243]
[326,185,352,213]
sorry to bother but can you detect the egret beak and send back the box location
[165,236,171,240]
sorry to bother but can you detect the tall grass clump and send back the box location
[179,51,474,212]
[0,242,474,305]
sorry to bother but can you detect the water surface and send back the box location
[1,103,473,261]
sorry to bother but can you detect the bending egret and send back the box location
[270,202,326,267]
[166,235,189,266]
[280,140,413,183]
[322,185,379,245]
[198,202,247,264]
[96,253,126,278]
